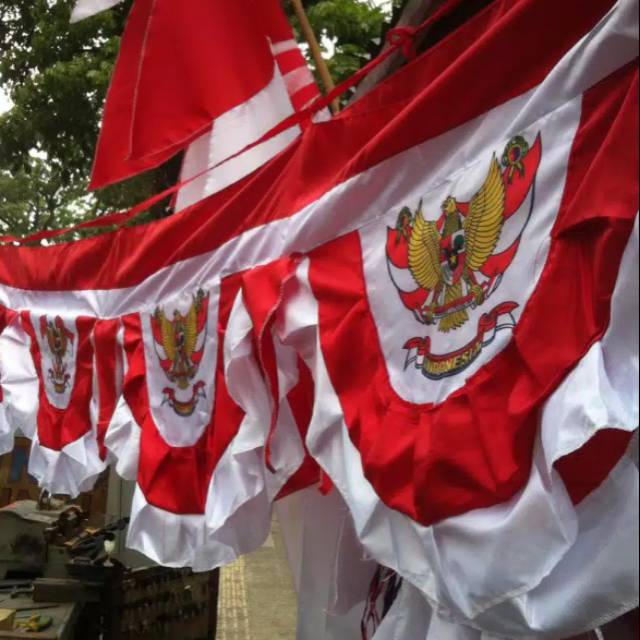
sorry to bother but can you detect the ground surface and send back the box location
[216,517,297,640]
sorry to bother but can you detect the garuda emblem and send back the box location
[387,135,541,380]
[39,316,75,394]
[150,289,209,417]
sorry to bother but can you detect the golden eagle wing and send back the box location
[183,299,199,358]
[46,328,57,354]
[408,210,441,291]
[158,311,177,362]
[463,157,506,272]
[58,331,67,357]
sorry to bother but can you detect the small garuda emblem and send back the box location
[387,135,541,380]
[39,316,74,394]
[406,156,504,332]
[151,289,209,417]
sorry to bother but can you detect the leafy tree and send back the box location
[0,0,407,239]
[0,162,87,236]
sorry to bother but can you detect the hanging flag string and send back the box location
[0,0,466,246]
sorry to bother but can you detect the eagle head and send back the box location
[441,196,458,216]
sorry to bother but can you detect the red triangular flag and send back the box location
[90,0,275,190]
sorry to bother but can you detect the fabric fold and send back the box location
[274,232,638,636]
[28,430,106,497]
[122,287,306,569]
[0,311,38,444]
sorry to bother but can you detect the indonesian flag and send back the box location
[0,0,638,637]
[88,0,318,192]
[175,0,322,210]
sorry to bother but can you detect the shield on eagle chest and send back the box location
[439,228,466,285]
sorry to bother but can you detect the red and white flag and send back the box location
[87,0,316,192]
[175,0,322,210]
[1,0,638,637]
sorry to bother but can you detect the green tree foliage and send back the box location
[0,0,407,239]
[288,0,408,87]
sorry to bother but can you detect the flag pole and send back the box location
[290,0,340,114]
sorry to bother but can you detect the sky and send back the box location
[0,89,11,115]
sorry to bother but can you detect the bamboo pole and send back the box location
[290,0,340,114]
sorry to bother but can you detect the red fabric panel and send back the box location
[276,49,309,76]
[276,358,322,500]
[241,257,322,497]
[556,428,635,505]
[240,255,325,496]
[94,319,121,460]
[290,83,320,111]
[90,0,274,189]
[241,255,302,470]
[123,275,245,515]
[0,0,616,293]
[256,0,297,43]
[21,313,96,451]
[549,63,640,504]
[307,65,638,525]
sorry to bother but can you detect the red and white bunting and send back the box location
[89,0,278,190]
[1,0,638,636]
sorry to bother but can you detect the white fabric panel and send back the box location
[28,430,106,497]
[372,581,483,640]
[330,506,378,618]
[283,67,315,97]
[0,315,37,441]
[176,65,299,211]
[70,0,123,23]
[275,490,306,594]
[271,39,299,56]
[104,395,140,482]
[360,95,580,405]
[140,285,219,447]
[222,290,307,507]
[476,456,639,639]
[31,313,79,410]
[374,455,638,640]
[276,487,373,640]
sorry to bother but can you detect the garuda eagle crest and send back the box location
[40,316,75,394]
[151,290,209,392]
[405,156,506,332]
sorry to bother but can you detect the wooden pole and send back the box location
[290,0,340,114]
